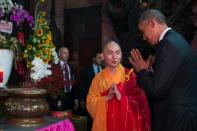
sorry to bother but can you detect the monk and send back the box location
[86,40,151,131]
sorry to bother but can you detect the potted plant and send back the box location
[0,0,33,87]
[3,0,60,126]
[23,0,70,111]
[22,0,63,110]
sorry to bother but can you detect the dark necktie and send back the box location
[64,63,71,92]
[97,66,100,73]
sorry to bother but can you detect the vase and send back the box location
[4,88,50,127]
[0,49,14,88]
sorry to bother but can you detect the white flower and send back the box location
[51,48,59,64]
[0,0,13,14]
[30,57,52,81]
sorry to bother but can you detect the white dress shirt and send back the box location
[93,64,102,74]
[159,27,171,41]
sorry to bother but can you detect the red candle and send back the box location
[0,68,3,83]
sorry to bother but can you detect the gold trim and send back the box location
[125,68,134,81]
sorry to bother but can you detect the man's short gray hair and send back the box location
[139,9,166,24]
[58,46,68,56]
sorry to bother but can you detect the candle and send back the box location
[0,68,3,83]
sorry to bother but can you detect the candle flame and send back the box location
[0,68,3,72]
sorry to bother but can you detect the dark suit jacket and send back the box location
[137,29,197,131]
[80,65,96,102]
[59,62,79,110]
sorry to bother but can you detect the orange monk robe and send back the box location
[86,64,126,131]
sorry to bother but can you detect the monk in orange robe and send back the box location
[86,40,151,131]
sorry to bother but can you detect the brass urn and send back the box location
[4,88,50,127]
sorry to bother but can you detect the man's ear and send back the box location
[150,19,156,28]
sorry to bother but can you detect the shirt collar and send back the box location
[60,60,66,66]
[93,63,101,68]
[93,64,101,73]
[159,27,171,41]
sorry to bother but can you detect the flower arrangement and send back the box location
[23,0,59,82]
[33,64,64,98]
[0,0,33,51]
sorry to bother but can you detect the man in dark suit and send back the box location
[80,52,103,105]
[130,9,197,131]
[56,46,79,111]
[79,52,103,131]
